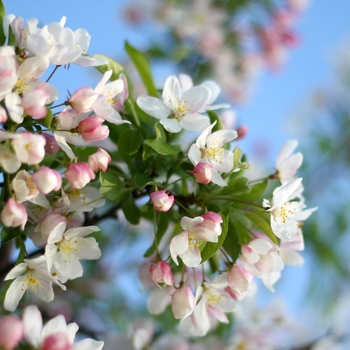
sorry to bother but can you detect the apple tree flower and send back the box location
[137,75,211,133]
[170,214,222,267]
[22,305,104,350]
[274,139,303,184]
[188,121,238,186]
[45,225,102,282]
[4,256,66,312]
[179,282,236,337]
[263,178,317,241]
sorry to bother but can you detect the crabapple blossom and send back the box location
[137,75,211,133]
[0,315,24,350]
[263,178,317,241]
[178,73,230,112]
[21,83,55,119]
[150,260,174,286]
[4,256,66,311]
[35,213,67,242]
[31,167,62,194]
[171,285,196,320]
[0,144,21,173]
[148,285,174,315]
[11,170,40,203]
[179,283,236,337]
[150,190,174,212]
[45,225,101,282]
[22,305,104,350]
[274,139,303,184]
[226,264,254,301]
[77,116,109,142]
[88,148,111,172]
[65,162,95,189]
[93,70,130,125]
[188,121,237,186]
[11,132,46,164]
[199,211,223,236]
[60,185,105,212]
[1,198,28,230]
[0,46,18,99]
[170,215,222,267]
[240,237,283,277]
[192,161,213,184]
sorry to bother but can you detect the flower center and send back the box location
[275,202,296,224]
[201,140,224,163]
[171,98,190,121]
[188,234,198,247]
[207,291,223,306]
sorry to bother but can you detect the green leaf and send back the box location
[134,173,157,190]
[201,210,230,263]
[93,54,124,81]
[118,129,143,156]
[222,220,241,262]
[0,0,6,46]
[40,108,53,128]
[235,179,268,202]
[8,24,16,46]
[122,197,141,225]
[207,110,225,132]
[219,176,250,197]
[125,41,158,97]
[244,211,279,244]
[1,226,21,244]
[144,122,181,156]
[231,211,253,244]
[99,171,131,203]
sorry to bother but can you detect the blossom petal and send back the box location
[4,276,27,311]
[137,96,170,120]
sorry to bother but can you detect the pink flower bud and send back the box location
[192,162,213,184]
[0,315,24,350]
[150,191,174,212]
[22,84,50,119]
[171,285,195,319]
[31,167,62,194]
[88,148,111,172]
[77,116,109,142]
[1,198,28,230]
[236,125,248,140]
[65,162,95,189]
[42,133,61,155]
[42,332,72,350]
[68,86,99,114]
[150,261,174,286]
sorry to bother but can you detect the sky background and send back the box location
[4,0,350,334]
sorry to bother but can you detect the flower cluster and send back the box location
[0,14,116,315]
[0,305,103,350]
[0,4,316,347]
